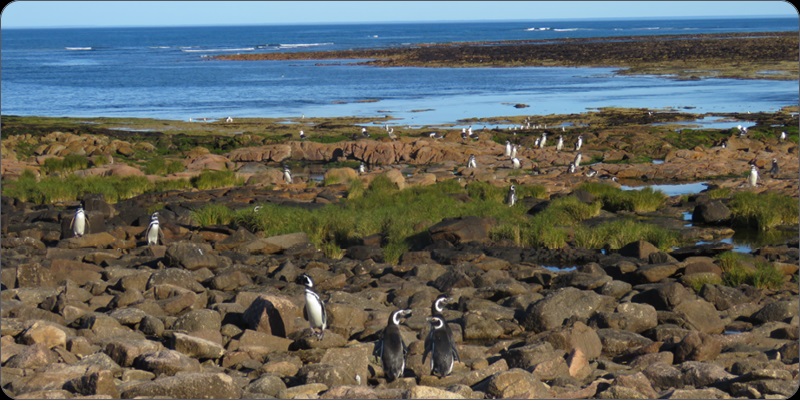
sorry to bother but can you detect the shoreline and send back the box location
[213,31,799,80]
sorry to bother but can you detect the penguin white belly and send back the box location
[305,291,325,328]
[74,212,86,236]
[147,223,160,245]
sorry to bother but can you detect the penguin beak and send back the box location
[402,309,412,317]
[425,316,435,323]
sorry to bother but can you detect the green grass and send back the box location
[685,273,722,293]
[191,169,243,190]
[143,156,186,175]
[191,204,235,227]
[41,154,90,176]
[728,191,799,231]
[717,251,785,289]
[705,187,732,199]
[573,219,679,250]
[578,182,667,213]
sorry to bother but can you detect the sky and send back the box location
[1,1,797,28]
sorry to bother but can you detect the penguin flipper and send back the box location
[372,339,383,362]
[84,215,90,230]
[158,229,166,244]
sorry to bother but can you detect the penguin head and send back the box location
[432,294,451,313]
[390,309,412,325]
[426,315,446,329]
[297,273,314,288]
[151,212,159,220]
[509,185,516,192]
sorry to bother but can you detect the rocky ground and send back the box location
[1,109,799,399]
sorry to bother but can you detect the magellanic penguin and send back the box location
[556,135,564,151]
[567,162,576,174]
[359,161,366,175]
[506,185,517,207]
[145,212,165,245]
[505,140,512,157]
[540,133,547,148]
[298,273,327,340]
[770,158,779,177]
[283,166,293,184]
[467,154,477,169]
[575,135,583,151]
[424,315,459,377]
[748,164,759,187]
[70,204,90,238]
[511,157,521,169]
[299,130,306,139]
[380,308,412,382]
[574,152,582,168]
[780,131,786,142]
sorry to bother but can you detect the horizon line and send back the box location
[2,13,795,30]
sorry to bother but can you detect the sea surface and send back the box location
[2,17,797,125]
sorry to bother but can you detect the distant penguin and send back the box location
[568,162,576,174]
[424,315,459,378]
[299,130,306,139]
[748,164,758,187]
[145,212,164,246]
[533,137,540,149]
[770,158,779,177]
[298,273,327,340]
[388,127,396,140]
[510,144,518,159]
[467,154,477,169]
[359,161,366,175]
[556,135,564,151]
[780,131,786,142]
[283,166,293,184]
[505,140,512,157]
[575,135,583,151]
[506,185,517,207]
[226,116,233,123]
[574,152,582,168]
[511,157,521,169]
[362,127,369,138]
[70,204,90,238]
[461,128,467,140]
[467,126,473,137]
[586,167,598,177]
[540,133,547,148]
[721,140,727,149]
[380,308,412,382]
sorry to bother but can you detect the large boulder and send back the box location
[672,299,725,334]
[166,241,219,270]
[428,216,496,245]
[692,200,731,224]
[673,331,722,362]
[522,287,615,333]
[483,369,552,399]
[242,294,301,338]
[120,372,241,399]
[750,300,799,324]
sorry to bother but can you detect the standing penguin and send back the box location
[359,161,366,175]
[574,152,582,168]
[467,154,477,169]
[510,144,518,159]
[748,164,759,187]
[70,204,90,238]
[575,135,583,151]
[380,308,412,382]
[299,130,306,140]
[506,185,517,207]
[770,158,779,177]
[145,212,164,246]
[511,157,521,169]
[567,162,576,174]
[504,140,512,157]
[556,135,564,151]
[283,166,293,184]
[424,315,459,378]
[780,131,786,142]
[540,132,547,148]
[298,273,327,340]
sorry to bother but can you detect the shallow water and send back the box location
[651,116,757,130]
[619,182,708,197]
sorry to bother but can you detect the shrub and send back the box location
[191,170,242,190]
[728,191,799,231]
[578,183,666,213]
[573,219,679,250]
[191,204,234,227]
[718,251,783,289]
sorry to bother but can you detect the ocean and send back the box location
[1,17,797,126]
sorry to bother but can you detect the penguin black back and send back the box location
[381,308,412,382]
[426,315,458,377]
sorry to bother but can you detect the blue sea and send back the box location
[1,17,798,125]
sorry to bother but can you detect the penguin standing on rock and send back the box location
[359,161,366,175]
[467,154,477,169]
[283,166,293,184]
[145,212,164,246]
[770,158,779,177]
[556,135,564,151]
[298,273,327,340]
[70,204,90,238]
[506,185,517,207]
[379,308,412,382]
[424,315,459,378]
[748,164,759,188]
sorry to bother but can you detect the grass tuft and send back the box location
[191,170,242,190]
[728,191,798,231]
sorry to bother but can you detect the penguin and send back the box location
[540,133,547,148]
[533,137,540,149]
[586,167,598,177]
[467,154,477,169]
[556,135,564,151]
[770,158,779,177]
[424,315,459,378]
[510,144,518,159]
[506,184,517,207]
[145,212,164,246]
[575,135,583,151]
[359,161,366,175]
[721,140,727,149]
[361,127,369,138]
[380,308,412,382]
[283,166,293,184]
[511,157,521,169]
[505,140,512,157]
[574,152,582,168]
[388,127,397,140]
[70,204,90,238]
[298,273,327,340]
[567,162,576,174]
[461,128,467,140]
[431,294,451,317]
[780,131,786,142]
[748,164,758,187]
[299,130,306,140]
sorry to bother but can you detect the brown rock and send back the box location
[484,368,552,399]
[170,332,225,360]
[674,331,722,362]
[20,322,67,349]
[64,370,119,398]
[567,348,591,380]
[56,232,117,249]
[120,372,241,399]
[242,294,301,338]
[132,349,202,376]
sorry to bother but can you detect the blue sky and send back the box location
[2,1,797,28]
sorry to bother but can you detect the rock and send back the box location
[242,294,301,338]
[170,332,225,360]
[596,386,650,399]
[684,261,723,277]
[566,348,591,380]
[245,374,287,397]
[632,282,694,311]
[20,321,67,349]
[692,200,731,224]
[590,302,657,333]
[504,342,562,370]
[618,240,660,261]
[64,370,119,398]
[528,321,603,360]
[323,167,358,185]
[298,363,357,387]
[132,349,202,376]
[679,361,735,387]
[431,267,475,291]
[138,315,165,337]
[320,385,379,399]
[660,387,731,399]
[674,331,722,362]
[56,232,117,249]
[635,263,680,283]
[103,338,162,367]
[533,356,570,381]
[750,300,799,324]
[262,232,310,250]
[597,280,632,299]
[173,309,222,334]
[15,390,74,399]
[5,343,59,368]
[642,362,684,391]
[166,241,219,270]
[522,287,615,333]
[121,372,241,399]
[428,216,496,245]
[320,345,371,385]
[326,301,369,338]
[484,368,552,399]
[404,386,465,399]
[462,312,503,340]
[555,263,611,290]
[611,372,658,399]
[147,268,205,293]
[276,383,328,399]
[672,299,725,334]
[383,169,406,190]
[596,329,653,357]
[778,340,798,364]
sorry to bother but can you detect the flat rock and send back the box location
[132,349,202,376]
[120,372,241,399]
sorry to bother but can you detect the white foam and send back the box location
[65,47,92,51]
[181,47,255,53]
[277,42,334,49]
